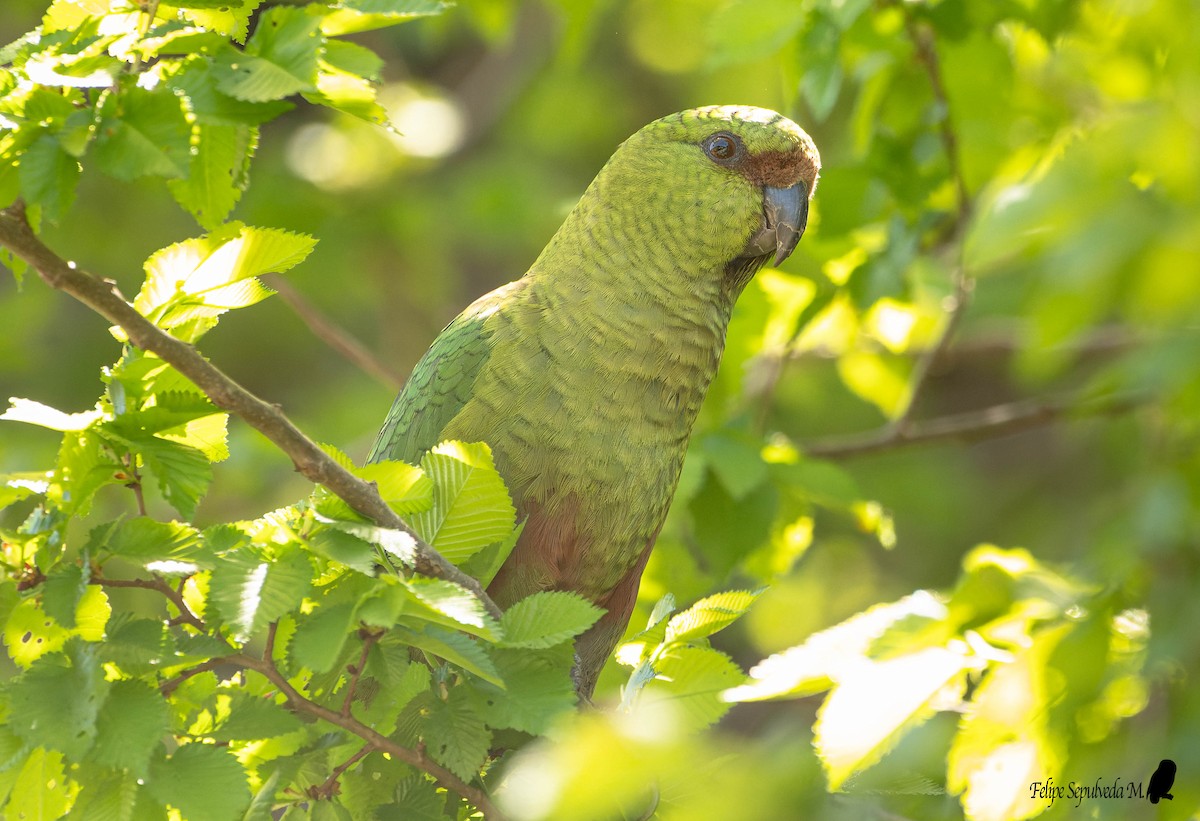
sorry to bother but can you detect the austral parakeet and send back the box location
[370,105,820,697]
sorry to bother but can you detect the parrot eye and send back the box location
[703,132,741,163]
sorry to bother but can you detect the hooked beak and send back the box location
[742,182,809,267]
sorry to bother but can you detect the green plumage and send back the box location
[370,106,820,696]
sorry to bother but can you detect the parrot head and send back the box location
[574,105,821,295]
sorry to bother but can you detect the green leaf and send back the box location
[289,600,356,673]
[498,591,602,649]
[420,688,491,782]
[5,747,71,821]
[404,576,500,640]
[17,133,79,222]
[146,743,251,821]
[306,41,387,123]
[705,0,808,66]
[321,0,451,36]
[169,123,257,229]
[306,526,378,574]
[69,766,139,821]
[138,437,213,519]
[208,547,311,641]
[102,517,203,564]
[701,433,767,500]
[169,57,293,126]
[410,441,517,564]
[180,3,261,41]
[0,472,49,511]
[208,691,303,741]
[7,642,109,761]
[41,560,87,628]
[90,680,170,778]
[133,224,316,340]
[356,459,433,515]
[639,645,744,730]
[3,596,71,667]
[458,518,523,589]
[213,7,323,102]
[392,624,502,686]
[92,85,192,181]
[104,616,172,674]
[815,645,970,791]
[473,645,577,734]
[664,589,763,644]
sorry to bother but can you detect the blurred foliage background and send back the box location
[3,0,1199,818]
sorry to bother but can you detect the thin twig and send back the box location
[122,453,149,517]
[232,647,507,820]
[309,744,372,800]
[95,575,206,631]
[342,626,383,718]
[265,275,403,391]
[801,393,1145,459]
[888,8,975,432]
[0,203,502,622]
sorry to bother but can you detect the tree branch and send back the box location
[233,646,506,820]
[801,392,1145,459]
[95,575,206,631]
[265,275,404,391]
[0,203,502,622]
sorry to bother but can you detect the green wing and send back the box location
[367,283,515,464]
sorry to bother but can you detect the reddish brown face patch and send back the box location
[739,147,820,194]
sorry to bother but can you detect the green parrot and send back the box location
[369,105,820,697]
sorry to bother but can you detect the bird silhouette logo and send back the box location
[1147,759,1176,804]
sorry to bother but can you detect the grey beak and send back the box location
[742,182,809,267]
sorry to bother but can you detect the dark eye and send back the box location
[703,132,739,162]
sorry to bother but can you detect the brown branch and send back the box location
[265,275,403,391]
[95,575,206,631]
[232,647,506,820]
[0,203,502,622]
[801,392,1146,459]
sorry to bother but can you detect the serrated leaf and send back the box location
[639,645,744,730]
[288,600,356,673]
[410,441,516,564]
[306,44,386,123]
[392,624,502,686]
[664,588,763,644]
[321,0,451,36]
[498,591,602,649]
[458,517,523,589]
[41,561,87,628]
[101,517,203,562]
[169,123,257,229]
[92,85,192,181]
[389,776,444,820]
[134,224,316,340]
[815,646,970,791]
[16,133,80,222]
[405,576,499,640]
[180,3,260,41]
[208,547,311,641]
[356,460,433,515]
[146,743,251,821]
[7,642,109,760]
[104,616,172,674]
[90,680,169,778]
[422,687,490,782]
[7,747,71,821]
[208,692,303,741]
[169,56,293,126]
[138,436,212,519]
[69,766,139,821]
[473,645,576,734]
[4,596,71,667]
[306,526,378,574]
[213,7,323,102]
